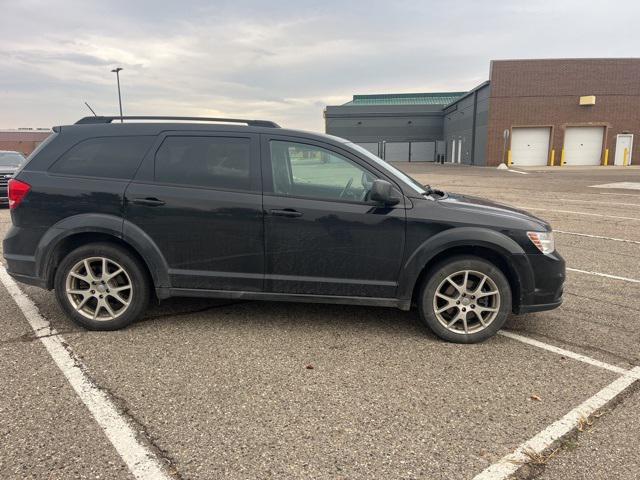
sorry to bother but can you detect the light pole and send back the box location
[111,67,123,122]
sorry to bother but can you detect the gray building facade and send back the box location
[442,81,491,165]
[324,92,465,162]
[325,58,640,168]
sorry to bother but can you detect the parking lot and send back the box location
[1,164,639,480]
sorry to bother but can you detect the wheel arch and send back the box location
[36,214,170,293]
[398,227,533,312]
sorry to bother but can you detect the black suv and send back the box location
[3,116,564,343]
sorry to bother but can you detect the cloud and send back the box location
[1,0,640,130]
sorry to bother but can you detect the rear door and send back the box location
[261,135,406,298]
[124,132,264,291]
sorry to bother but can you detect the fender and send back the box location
[35,213,170,290]
[397,227,534,302]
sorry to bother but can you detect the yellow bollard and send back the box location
[603,148,609,166]
[623,148,629,166]
[507,150,512,167]
[549,149,555,166]
[560,148,566,166]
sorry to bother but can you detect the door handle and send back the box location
[269,208,303,218]
[130,197,166,207]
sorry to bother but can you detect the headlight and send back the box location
[527,231,555,254]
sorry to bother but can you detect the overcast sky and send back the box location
[1,0,639,131]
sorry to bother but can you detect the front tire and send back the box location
[54,242,150,330]
[418,255,512,343]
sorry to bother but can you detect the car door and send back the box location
[261,135,406,298]
[124,131,264,292]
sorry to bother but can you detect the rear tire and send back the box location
[54,242,150,330]
[418,255,511,343]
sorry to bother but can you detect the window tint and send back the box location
[155,136,251,190]
[50,136,153,179]
[270,141,376,201]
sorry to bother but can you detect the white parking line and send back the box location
[590,182,640,190]
[498,331,636,377]
[567,267,640,284]
[555,230,640,245]
[552,198,640,207]
[0,267,171,480]
[520,207,640,221]
[506,169,528,175]
[599,192,640,197]
[473,367,640,480]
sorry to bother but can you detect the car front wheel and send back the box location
[54,242,150,330]
[418,256,512,343]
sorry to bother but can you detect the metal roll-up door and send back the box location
[511,127,551,166]
[355,142,379,156]
[564,127,604,165]
[410,142,435,162]
[384,142,410,162]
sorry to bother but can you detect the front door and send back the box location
[614,134,633,166]
[261,136,406,298]
[124,132,264,291]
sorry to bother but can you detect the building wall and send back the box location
[324,104,445,143]
[443,82,490,165]
[486,59,640,166]
[0,130,52,156]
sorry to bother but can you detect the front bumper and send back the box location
[513,250,565,314]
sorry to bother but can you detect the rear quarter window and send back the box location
[49,136,154,180]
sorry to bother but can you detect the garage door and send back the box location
[410,142,435,162]
[511,127,550,166]
[564,127,604,166]
[384,142,409,162]
[355,142,379,157]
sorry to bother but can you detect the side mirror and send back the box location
[369,179,401,206]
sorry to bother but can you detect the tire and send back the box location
[54,242,150,330]
[418,255,512,343]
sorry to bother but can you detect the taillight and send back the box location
[8,179,31,209]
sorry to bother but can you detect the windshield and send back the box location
[340,141,427,194]
[0,151,25,168]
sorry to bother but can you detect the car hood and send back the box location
[435,191,551,230]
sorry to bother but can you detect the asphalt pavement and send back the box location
[1,164,639,479]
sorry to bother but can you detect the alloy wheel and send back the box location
[432,270,500,334]
[65,257,133,321]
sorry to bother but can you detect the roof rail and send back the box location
[74,116,280,128]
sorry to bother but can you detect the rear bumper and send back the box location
[517,298,563,314]
[3,223,47,288]
[514,251,565,314]
[5,271,47,289]
[3,251,47,288]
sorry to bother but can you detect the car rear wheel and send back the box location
[54,243,150,330]
[418,256,511,343]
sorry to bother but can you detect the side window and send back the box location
[50,136,153,179]
[155,136,251,191]
[269,141,376,201]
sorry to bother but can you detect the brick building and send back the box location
[0,129,52,157]
[487,58,640,167]
[326,58,639,167]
